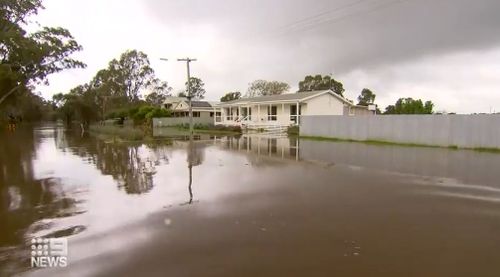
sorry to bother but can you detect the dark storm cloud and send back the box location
[143,0,500,74]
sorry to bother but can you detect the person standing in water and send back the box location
[7,114,16,131]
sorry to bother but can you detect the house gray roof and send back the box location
[190,101,213,108]
[218,90,350,105]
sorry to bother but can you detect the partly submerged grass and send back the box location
[89,125,145,141]
[173,124,242,135]
[300,135,500,154]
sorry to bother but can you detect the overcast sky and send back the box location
[34,0,500,113]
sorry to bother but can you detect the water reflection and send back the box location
[57,130,172,194]
[217,134,500,188]
[217,134,300,163]
[0,127,82,274]
[3,126,500,276]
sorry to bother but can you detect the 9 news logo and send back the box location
[30,238,68,268]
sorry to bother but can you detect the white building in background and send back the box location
[162,97,220,125]
[214,90,375,129]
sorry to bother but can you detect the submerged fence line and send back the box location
[300,115,500,149]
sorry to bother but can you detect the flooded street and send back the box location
[2,125,500,277]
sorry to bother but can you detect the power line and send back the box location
[272,0,411,37]
[277,0,373,31]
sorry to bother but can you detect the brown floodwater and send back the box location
[2,124,500,277]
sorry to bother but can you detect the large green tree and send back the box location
[384,98,434,114]
[91,50,156,103]
[145,80,172,106]
[247,80,290,97]
[357,88,376,106]
[220,91,241,102]
[298,74,345,97]
[0,0,85,106]
[185,77,205,99]
[52,85,99,125]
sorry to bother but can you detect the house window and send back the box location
[290,104,302,123]
[215,112,222,122]
[210,112,214,117]
[165,103,172,109]
[193,112,200,117]
[267,105,277,121]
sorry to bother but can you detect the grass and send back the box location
[287,126,299,136]
[89,125,145,141]
[90,123,241,143]
[473,147,500,153]
[300,135,500,154]
[173,123,242,135]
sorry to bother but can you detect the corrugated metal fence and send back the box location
[300,115,500,149]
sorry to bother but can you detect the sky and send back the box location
[33,0,500,114]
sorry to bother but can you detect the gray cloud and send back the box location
[36,0,500,113]
[143,0,500,73]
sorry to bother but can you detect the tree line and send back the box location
[219,74,435,114]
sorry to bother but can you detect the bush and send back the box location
[106,107,137,120]
[176,123,242,133]
[287,125,299,136]
[132,106,155,123]
[128,106,140,117]
[145,108,171,120]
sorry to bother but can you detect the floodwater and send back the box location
[2,125,500,277]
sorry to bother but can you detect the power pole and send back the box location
[178,58,197,134]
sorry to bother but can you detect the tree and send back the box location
[357,88,376,106]
[52,85,99,125]
[145,80,172,106]
[298,74,345,97]
[0,0,85,106]
[247,80,290,97]
[185,77,205,99]
[108,50,156,102]
[177,91,187,97]
[220,91,241,102]
[384,98,434,114]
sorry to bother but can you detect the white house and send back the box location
[214,90,375,129]
[163,97,221,125]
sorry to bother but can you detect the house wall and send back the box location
[351,106,375,116]
[219,102,311,126]
[300,114,500,149]
[303,94,344,116]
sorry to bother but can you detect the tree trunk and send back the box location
[0,85,20,106]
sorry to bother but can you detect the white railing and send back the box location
[231,115,251,123]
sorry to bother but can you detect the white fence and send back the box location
[300,115,500,149]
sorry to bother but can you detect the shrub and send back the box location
[287,125,299,136]
[132,106,155,123]
[175,123,242,133]
[145,108,171,120]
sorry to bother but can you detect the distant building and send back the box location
[162,97,220,122]
[215,89,374,129]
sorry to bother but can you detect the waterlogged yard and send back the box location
[2,124,500,276]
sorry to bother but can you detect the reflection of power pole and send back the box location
[178,58,197,134]
[188,164,193,204]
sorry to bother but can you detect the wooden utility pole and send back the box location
[178,58,197,134]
